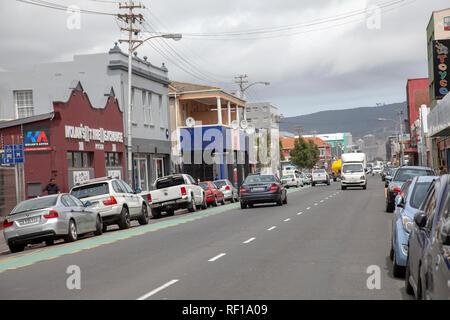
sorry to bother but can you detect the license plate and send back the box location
[19,216,40,225]
[162,201,175,206]
[252,188,265,192]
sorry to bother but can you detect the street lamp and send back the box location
[238,81,270,100]
[119,33,182,186]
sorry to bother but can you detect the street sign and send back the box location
[1,144,24,165]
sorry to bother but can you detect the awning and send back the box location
[404,148,418,153]
[429,93,450,137]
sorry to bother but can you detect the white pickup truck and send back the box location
[311,169,330,186]
[147,174,206,218]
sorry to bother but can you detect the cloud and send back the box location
[0,0,448,117]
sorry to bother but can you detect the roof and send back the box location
[169,81,220,94]
[280,137,330,149]
[0,112,54,129]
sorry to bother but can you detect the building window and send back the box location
[445,16,450,31]
[105,152,122,167]
[131,88,136,123]
[14,90,34,119]
[67,151,92,168]
[144,91,152,125]
[158,95,163,123]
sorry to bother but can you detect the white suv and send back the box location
[70,177,149,231]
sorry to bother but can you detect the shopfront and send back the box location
[0,83,126,199]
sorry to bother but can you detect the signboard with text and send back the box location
[433,39,450,100]
[24,126,51,153]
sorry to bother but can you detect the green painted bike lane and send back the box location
[0,186,309,274]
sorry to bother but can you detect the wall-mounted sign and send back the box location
[433,40,449,100]
[107,169,121,179]
[65,124,123,143]
[73,170,90,185]
[24,126,51,153]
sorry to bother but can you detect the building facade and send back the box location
[246,102,281,176]
[0,43,171,192]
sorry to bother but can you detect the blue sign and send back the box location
[2,144,24,165]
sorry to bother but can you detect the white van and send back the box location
[340,153,367,190]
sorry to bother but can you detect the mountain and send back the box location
[279,102,408,141]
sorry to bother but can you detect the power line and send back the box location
[16,0,117,15]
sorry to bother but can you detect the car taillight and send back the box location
[44,210,59,219]
[292,179,295,182]
[393,187,401,193]
[103,196,118,206]
[181,187,187,196]
[270,185,278,191]
[147,193,152,203]
[3,219,13,229]
[240,187,247,194]
[225,186,231,191]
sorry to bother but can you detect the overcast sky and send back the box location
[0,0,448,116]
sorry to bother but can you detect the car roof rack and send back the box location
[74,176,115,186]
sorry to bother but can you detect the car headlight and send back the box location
[402,215,413,233]
[360,175,365,180]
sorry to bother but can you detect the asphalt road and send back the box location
[0,176,412,300]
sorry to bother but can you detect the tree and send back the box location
[279,139,285,161]
[289,136,320,169]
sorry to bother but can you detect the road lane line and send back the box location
[137,279,179,300]
[314,203,318,206]
[297,212,303,215]
[320,200,324,203]
[267,226,277,231]
[306,207,311,210]
[284,218,291,222]
[243,237,256,244]
[208,253,226,262]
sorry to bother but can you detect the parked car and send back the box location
[384,168,396,187]
[390,176,437,277]
[240,174,287,209]
[406,175,450,299]
[214,179,239,203]
[70,177,149,230]
[311,169,330,187]
[199,181,225,207]
[372,167,382,175]
[385,166,435,213]
[301,173,312,185]
[381,166,396,181]
[147,174,206,218]
[3,194,103,253]
[281,173,304,188]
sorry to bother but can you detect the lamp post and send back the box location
[378,112,405,166]
[237,80,270,100]
[119,33,182,186]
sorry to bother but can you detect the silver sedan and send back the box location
[3,194,103,253]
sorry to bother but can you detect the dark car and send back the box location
[199,181,225,207]
[405,175,450,300]
[381,166,396,181]
[240,174,287,209]
[385,166,435,213]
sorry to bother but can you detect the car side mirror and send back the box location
[135,188,142,194]
[85,201,92,207]
[386,176,392,181]
[414,211,427,229]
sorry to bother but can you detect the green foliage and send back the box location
[279,139,285,161]
[289,136,320,169]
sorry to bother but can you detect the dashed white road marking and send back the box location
[208,253,226,262]
[306,207,311,210]
[137,279,179,300]
[297,212,303,215]
[314,203,318,206]
[284,218,291,222]
[267,226,277,231]
[320,200,324,203]
[243,237,256,244]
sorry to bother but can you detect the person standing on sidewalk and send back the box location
[43,178,60,195]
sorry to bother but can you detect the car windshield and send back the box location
[155,176,185,189]
[245,175,276,184]
[199,183,210,190]
[71,183,109,199]
[11,196,58,215]
[313,170,325,174]
[394,169,435,182]
[410,182,433,209]
[342,164,363,173]
[214,181,227,188]
[282,175,294,179]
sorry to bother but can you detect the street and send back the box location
[0,176,411,300]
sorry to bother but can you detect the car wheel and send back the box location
[201,195,208,210]
[151,208,162,219]
[231,196,236,203]
[405,255,414,295]
[283,193,287,204]
[102,224,108,232]
[363,184,367,190]
[45,239,55,246]
[9,243,25,253]
[277,198,283,206]
[248,203,254,208]
[94,215,103,236]
[166,209,175,216]
[240,201,247,209]
[65,220,78,243]
[389,239,394,261]
[138,204,149,225]
[118,207,131,230]
[417,272,423,300]
[392,245,404,278]
[188,196,197,212]
[386,197,394,213]
[312,183,315,187]
[341,186,346,190]
[212,196,218,207]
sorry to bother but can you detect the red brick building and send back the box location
[0,83,125,217]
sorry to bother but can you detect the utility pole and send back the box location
[398,110,405,166]
[117,1,144,187]
[235,75,248,98]
[295,126,303,138]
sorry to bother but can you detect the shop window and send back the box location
[105,152,122,167]
[67,151,93,168]
[14,90,34,119]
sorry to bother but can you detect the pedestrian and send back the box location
[43,178,60,195]
[215,174,219,181]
